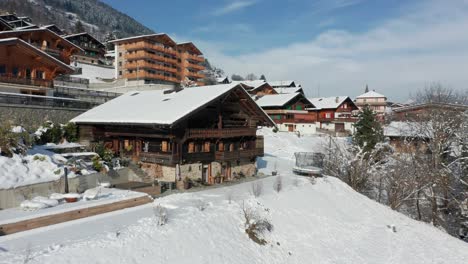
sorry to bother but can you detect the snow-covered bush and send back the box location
[0,124,27,157]
[242,203,273,245]
[250,181,263,197]
[153,204,168,226]
[273,176,282,193]
[35,122,79,145]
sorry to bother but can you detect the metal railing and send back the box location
[0,75,53,88]
[0,92,98,110]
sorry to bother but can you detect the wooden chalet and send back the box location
[0,28,82,64]
[308,96,359,134]
[216,76,230,84]
[0,18,12,31]
[42,25,66,36]
[256,93,317,133]
[390,103,468,122]
[237,80,277,96]
[64,32,106,65]
[0,38,74,94]
[71,84,274,185]
[384,121,432,153]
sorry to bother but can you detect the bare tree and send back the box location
[273,176,283,193]
[250,181,263,197]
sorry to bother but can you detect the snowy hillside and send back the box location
[0,130,467,264]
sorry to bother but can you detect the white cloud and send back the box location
[196,0,468,101]
[212,1,257,16]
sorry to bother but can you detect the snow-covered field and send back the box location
[0,129,467,263]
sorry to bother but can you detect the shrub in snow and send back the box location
[153,204,168,226]
[250,181,263,198]
[242,202,273,245]
[92,155,103,172]
[273,176,283,193]
[35,122,62,145]
[0,124,25,157]
[226,191,234,204]
[309,177,317,185]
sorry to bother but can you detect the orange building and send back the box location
[111,34,205,86]
[0,28,82,64]
[0,38,74,94]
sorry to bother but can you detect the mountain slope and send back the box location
[0,130,467,263]
[0,0,154,39]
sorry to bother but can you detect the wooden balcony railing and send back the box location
[187,62,205,71]
[125,72,179,83]
[185,128,257,139]
[125,52,178,65]
[124,42,177,55]
[318,117,357,123]
[139,152,179,165]
[0,75,53,88]
[126,62,178,74]
[187,53,205,62]
[183,152,214,162]
[215,148,264,161]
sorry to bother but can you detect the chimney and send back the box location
[335,97,339,103]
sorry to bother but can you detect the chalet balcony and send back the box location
[124,42,177,56]
[0,74,53,88]
[273,118,316,124]
[186,62,205,71]
[126,62,178,74]
[182,152,214,162]
[186,53,205,62]
[318,117,357,123]
[215,148,264,161]
[139,152,179,165]
[125,52,178,65]
[125,72,179,83]
[185,128,257,139]
[186,71,205,79]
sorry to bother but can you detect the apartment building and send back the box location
[111,34,205,87]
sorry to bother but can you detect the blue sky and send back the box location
[102,0,468,101]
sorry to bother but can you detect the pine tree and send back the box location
[365,84,369,93]
[260,74,267,81]
[74,20,85,33]
[353,106,383,153]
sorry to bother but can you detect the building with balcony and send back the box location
[0,28,82,64]
[111,34,205,88]
[234,80,277,96]
[355,89,387,121]
[308,96,359,135]
[0,38,74,95]
[71,83,274,185]
[65,32,107,65]
[256,92,317,134]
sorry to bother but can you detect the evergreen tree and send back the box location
[353,106,383,153]
[245,73,258,81]
[231,74,244,81]
[260,74,267,81]
[365,84,369,93]
[74,20,85,33]
[104,31,117,51]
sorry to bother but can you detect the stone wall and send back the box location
[0,168,131,209]
[0,105,83,131]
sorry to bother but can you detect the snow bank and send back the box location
[0,154,63,189]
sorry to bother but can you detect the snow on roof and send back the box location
[269,80,296,87]
[216,77,229,83]
[232,80,266,89]
[72,83,259,125]
[71,62,115,83]
[109,33,175,46]
[256,93,302,107]
[384,121,432,138]
[308,96,349,109]
[64,32,105,47]
[357,90,386,99]
[0,28,83,51]
[274,87,303,94]
[0,38,74,72]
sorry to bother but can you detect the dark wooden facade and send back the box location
[0,38,74,93]
[0,29,81,64]
[65,32,106,65]
[76,85,273,184]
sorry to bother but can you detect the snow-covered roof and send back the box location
[308,96,349,109]
[0,38,74,72]
[274,87,303,94]
[357,90,386,99]
[216,77,230,83]
[232,80,266,89]
[64,32,105,48]
[256,93,305,107]
[109,33,176,46]
[269,80,296,87]
[0,28,83,51]
[384,121,432,138]
[72,84,273,126]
